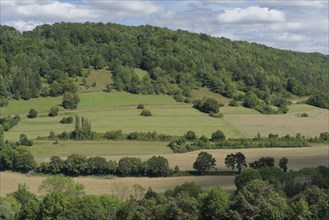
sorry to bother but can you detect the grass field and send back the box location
[0,172,235,197]
[77,68,113,93]
[3,90,328,141]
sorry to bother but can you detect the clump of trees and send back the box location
[62,92,80,109]
[225,152,247,173]
[0,115,20,131]
[27,108,38,118]
[193,98,220,114]
[70,116,93,140]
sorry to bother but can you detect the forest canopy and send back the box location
[0,22,328,108]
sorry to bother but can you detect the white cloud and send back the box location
[218,6,286,24]
[259,0,329,9]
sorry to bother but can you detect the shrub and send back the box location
[19,134,33,146]
[209,112,223,118]
[184,130,197,141]
[228,99,238,107]
[211,130,226,142]
[60,116,74,124]
[27,108,38,118]
[105,130,123,140]
[48,106,59,117]
[137,104,144,109]
[193,98,220,113]
[140,109,152,116]
[300,113,309,117]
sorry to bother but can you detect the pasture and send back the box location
[3,90,328,141]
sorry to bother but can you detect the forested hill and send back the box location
[0,22,328,109]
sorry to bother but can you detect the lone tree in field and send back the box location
[279,157,288,172]
[225,152,247,173]
[193,151,216,174]
[48,106,59,117]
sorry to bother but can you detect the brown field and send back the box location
[103,145,329,170]
[225,108,328,137]
[0,172,235,197]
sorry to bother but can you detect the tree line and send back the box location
[0,22,328,110]
[169,130,329,153]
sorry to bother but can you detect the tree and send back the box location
[199,187,229,220]
[172,182,203,198]
[234,169,261,190]
[279,157,288,172]
[27,108,37,118]
[144,156,171,177]
[48,106,59,117]
[232,179,289,219]
[225,152,247,173]
[117,157,143,176]
[39,192,69,219]
[13,147,37,172]
[63,154,88,176]
[243,91,260,109]
[19,134,33,146]
[249,157,275,169]
[62,92,80,109]
[184,130,197,141]
[211,130,225,142]
[9,184,39,220]
[193,151,216,174]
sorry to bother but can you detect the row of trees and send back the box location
[169,130,329,153]
[38,155,172,177]
[1,165,328,219]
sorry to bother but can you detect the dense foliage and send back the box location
[1,23,328,109]
[2,166,328,220]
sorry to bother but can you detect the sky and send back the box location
[0,0,328,54]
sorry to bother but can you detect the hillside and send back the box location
[0,22,328,110]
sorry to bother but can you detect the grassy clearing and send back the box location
[78,91,182,110]
[0,172,235,196]
[287,103,322,112]
[1,96,63,115]
[77,68,113,93]
[134,68,149,80]
[191,87,231,104]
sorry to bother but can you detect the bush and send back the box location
[140,109,152,116]
[60,116,74,124]
[19,134,33,146]
[27,108,38,118]
[48,106,59,117]
[137,104,144,109]
[300,113,309,117]
[228,99,239,107]
[211,130,226,142]
[209,112,223,118]
[184,130,197,141]
[104,130,123,140]
[193,98,220,114]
